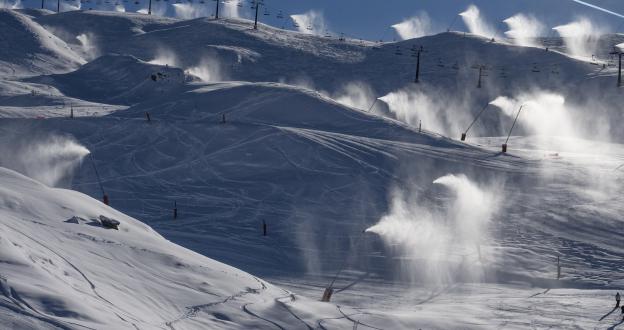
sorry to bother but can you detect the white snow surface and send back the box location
[1,9,624,330]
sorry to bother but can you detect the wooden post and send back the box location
[321,287,333,302]
[173,201,177,219]
[262,220,267,236]
[146,112,151,122]
[557,256,561,280]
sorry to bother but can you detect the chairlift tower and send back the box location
[477,65,488,88]
[253,0,263,30]
[412,45,424,83]
[609,48,623,87]
[214,0,219,19]
[148,0,152,15]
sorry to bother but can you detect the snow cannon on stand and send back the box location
[502,104,525,155]
[460,103,491,142]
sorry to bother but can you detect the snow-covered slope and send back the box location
[0,167,368,329]
[2,8,624,330]
[28,54,192,105]
[0,9,83,77]
[30,11,624,140]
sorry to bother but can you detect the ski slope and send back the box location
[1,8,624,329]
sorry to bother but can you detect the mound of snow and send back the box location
[0,166,290,328]
[27,54,193,105]
[0,9,83,76]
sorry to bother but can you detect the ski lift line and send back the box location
[89,153,106,197]
[505,104,524,145]
[463,103,490,135]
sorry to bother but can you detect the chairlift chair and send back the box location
[395,46,403,56]
[452,62,459,70]
[306,25,313,31]
[276,11,283,19]
[437,58,444,67]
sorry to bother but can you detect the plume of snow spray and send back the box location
[61,0,81,11]
[149,48,179,67]
[0,0,21,9]
[491,92,575,139]
[187,56,226,82]
[332,81,375,111]
[379,86,473,137]
[76,33,99,61]
[222,0,240,18]
[459,4,496,38]
[503,13,546,47]
[366,174,499,284]
[392,12,434,40]
[172,3,211,19]
[553,17,604,58]
[0,135,90,187]
[290,10,330,36]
